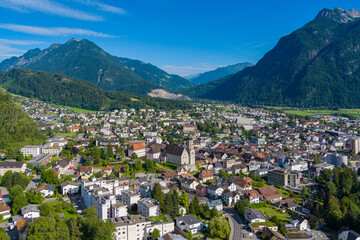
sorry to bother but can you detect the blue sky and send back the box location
[0,0,359,76]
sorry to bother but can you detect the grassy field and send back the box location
[266,106,360,119]
[252,181,269,189]
[253,206,291,222]
[276,187,291,198]
[68,106,97,113]
[47,200,77,220]
[56,132,78,137]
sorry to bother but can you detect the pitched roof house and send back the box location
[257,185,282,202]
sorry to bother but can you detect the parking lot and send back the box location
[68,193,86,214]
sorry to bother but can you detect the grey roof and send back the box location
[0,161,25,168]
[176,215,201,225]
[244,208,266,221]
[60,181,78,188]
[165,145,185,156]
[340,230,360,240]
[206,199,223,208]
[21,205,40,215]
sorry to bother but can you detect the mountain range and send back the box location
[0,68,191,111]
[186,62,253,85]
[185,7,360,108]
[0,38,193,95]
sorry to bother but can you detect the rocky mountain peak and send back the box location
[317,7,360,23]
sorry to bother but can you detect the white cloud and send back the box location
[0,24,114,37]
[0,39,44,45]
[0,43,26,61]
[0,0,103,21]
[75,0,126,14]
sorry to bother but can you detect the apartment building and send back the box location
[267,168,301,187]
[121,189,140,208]
[137,198,160,217]
[112,215,174,240]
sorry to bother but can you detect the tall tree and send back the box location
[27,216,71,240]
[151,183,164,206]
[208,217,231,239]
[68,216,82,240]
[152,228,160,240]
[179,190,189,210]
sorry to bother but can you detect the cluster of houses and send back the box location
[3,98,360,240]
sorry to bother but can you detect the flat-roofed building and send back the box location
[267,168,301,187]
[138,198,160,217]
[20,145,41,157]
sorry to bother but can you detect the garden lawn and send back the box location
[276,187,291,198]
[56,132,77,137]
[252,206,290,222]
[252,181,269,189]
[158,162,177,171]
[47,200,77,220]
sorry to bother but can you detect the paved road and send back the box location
[224,207,243,240]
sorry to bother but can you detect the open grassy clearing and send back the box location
[265,106,360,118]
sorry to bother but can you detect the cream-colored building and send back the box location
[0,161,26,175]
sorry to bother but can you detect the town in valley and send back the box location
[0,95,358,240]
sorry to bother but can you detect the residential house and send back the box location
[175,215,202,234]
[78,166,94,179]
[222,190,241,206]
[290,215,310,231]
[243,190,260,204]
[257,185,282,202]
[285,231,330,240]
[273,198,297,211]
[162,171,178,181]
[54,158,73,175]
[60,181,79,195]
[0,201,11,219]
[146,144,163,160]
[234,177,254,191]
[206,199,223,211]
[21,205,40,219]
[208,184,224,199]
[181,178,198,193]
[128,142,146,158]
[199,169,214,182]
[35,184,55,197]
[196,185,208,197]
[338,230,360,240]
[244,208,266,223]
[104,166,112,176]
[261,228,286,240]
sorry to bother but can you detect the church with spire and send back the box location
[164,139,196,171]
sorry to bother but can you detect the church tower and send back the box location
[187,139,195,165]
